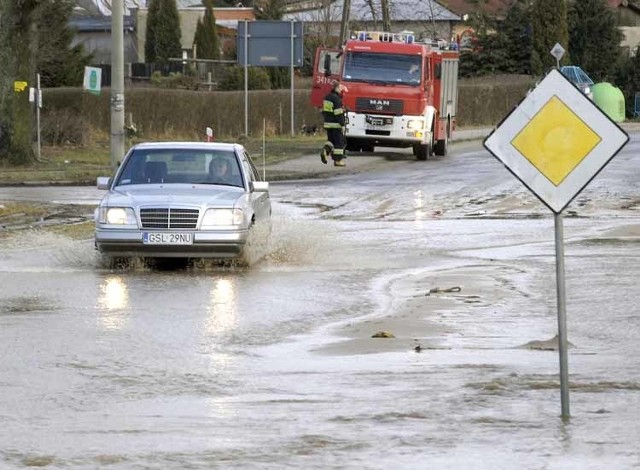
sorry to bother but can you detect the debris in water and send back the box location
[371,331,395,338]
[426,286,462,296]
[519,335,575,351]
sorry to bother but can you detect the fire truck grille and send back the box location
[355,98,404,114]
[365,130,391,136]
[140,208,200,229]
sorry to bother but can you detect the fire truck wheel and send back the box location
[434,137,448,156]
[434,122,450,156]
[414,143,430,160]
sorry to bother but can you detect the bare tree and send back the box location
[339,0,351,44]
[306,0,344,46]
[381,0,390,31]
[0,0,42,164]
[361,0,379,29]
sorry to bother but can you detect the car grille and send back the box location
[139,208,199,229]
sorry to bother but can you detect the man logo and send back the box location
[369,99,390,107]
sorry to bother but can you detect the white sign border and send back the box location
[484,68,629,214]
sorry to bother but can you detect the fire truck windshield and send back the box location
[343,52,422,86]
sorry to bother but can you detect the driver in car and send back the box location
[209,157,233,183]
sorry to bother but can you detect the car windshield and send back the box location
[343,52,422,86]
[114,148,244,188]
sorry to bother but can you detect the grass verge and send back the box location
[0,202,95,239]
[0,135,325,186]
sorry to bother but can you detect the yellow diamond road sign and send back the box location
[484,68,629,213]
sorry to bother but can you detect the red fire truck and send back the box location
[311,31,459,160]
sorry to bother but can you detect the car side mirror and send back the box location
[250,181,269,192]
[97,176,111,190]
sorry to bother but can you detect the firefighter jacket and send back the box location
[322,90,346,129]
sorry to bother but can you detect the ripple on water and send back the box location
[0,296,58,315]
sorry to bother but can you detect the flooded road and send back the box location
[1,138,639,469]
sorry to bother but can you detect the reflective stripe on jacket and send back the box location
[322,90,345,129]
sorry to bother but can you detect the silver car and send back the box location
[95,142,271,261]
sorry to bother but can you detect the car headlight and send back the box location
[98,207,137,226]
[202,208,244,227]
[583,86,590,96]
[407,120,424,130]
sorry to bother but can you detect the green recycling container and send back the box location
[592,82,626,122]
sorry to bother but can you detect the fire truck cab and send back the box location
[311,31,459,160]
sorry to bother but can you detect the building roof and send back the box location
[175,8,255,46]
[70,15,136,31]
[284,0,460,22]
[73,0,203,16]
[437,0,513,17]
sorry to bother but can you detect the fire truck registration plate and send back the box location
[369,118,384,126]
[143,232,193,245]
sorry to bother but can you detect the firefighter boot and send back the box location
[320,142,333,165]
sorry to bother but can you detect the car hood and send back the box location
[102,185,244,208]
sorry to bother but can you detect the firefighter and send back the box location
[320,80,348,167]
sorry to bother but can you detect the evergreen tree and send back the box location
[37,0,93,87]
[194,0,220,59]
[254,0,285,20]
[145,0,183,64]
[531,0,569,75]
[568,0,622,82]
[613,47,640,117]
[502,0,533,75]
[458,11,517,77]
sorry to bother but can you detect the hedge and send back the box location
[41,75,535,143]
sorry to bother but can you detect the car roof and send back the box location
[131,142,245,153]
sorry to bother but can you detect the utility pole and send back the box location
[381,0,391,32]
[339,0,351,45]
[110,0,125,170]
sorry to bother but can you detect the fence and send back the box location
[91,61,234,88]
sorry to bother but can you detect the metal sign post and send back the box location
[290,21,295,136]
[484,69,629,420]
[550,43,565,69]
[34,74,42,161]
[554,212,570,417]
[244,21,249,137]
[237,21,303,137]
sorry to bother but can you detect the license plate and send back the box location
[370,118,384,126]
[143,232,193,245]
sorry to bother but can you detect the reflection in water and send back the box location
[204,278,240,392]
[205,278,238,335]
[96,276,130,330]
